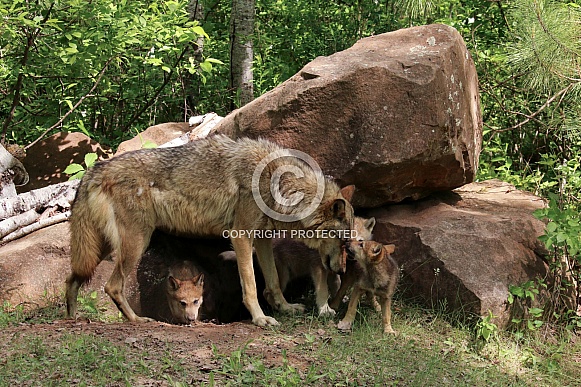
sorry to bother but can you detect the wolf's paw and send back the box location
[318,303,336,317]
[337,320,353,332]
[279,302,305,314]
[383,326,397,335]
[253,315,280,327]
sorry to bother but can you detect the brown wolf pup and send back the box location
[65,134,355,327]
[165,261,204,324]
[336,241,398,334]
[267,217,376,316]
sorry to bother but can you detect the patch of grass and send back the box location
[0,291,122,327]
[1,295,579,386]
[0,332,188,386]
[252,300,580,386]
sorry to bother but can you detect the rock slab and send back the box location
[365,180,549,327]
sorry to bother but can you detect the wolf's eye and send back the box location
[180,301,187,307]
[194,299,200,305]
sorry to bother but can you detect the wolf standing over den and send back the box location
[65,134,355,327]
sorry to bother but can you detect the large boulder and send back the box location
[18,132,111,193]
[364,179,550,327]
[215,24,482,207]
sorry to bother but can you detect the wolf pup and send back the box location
[165,261,204,324]
[267,217,376,316]
[65,134,354,327]
[336,241,398,334]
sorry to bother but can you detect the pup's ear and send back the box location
[370,243,384,263]
[168,276,181,291]
[193,273,204,286]
[340,185,356,202]
[364,217,376,234]
[384,244,396,255]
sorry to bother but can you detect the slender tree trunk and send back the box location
[184,0,205,117]
[229,0,255,110]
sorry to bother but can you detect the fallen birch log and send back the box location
[0,180,79,221]
[0,211,70,244]
[0,208,39,238]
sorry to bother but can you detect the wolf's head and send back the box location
[301,185,356,274]
[166,272,204,324]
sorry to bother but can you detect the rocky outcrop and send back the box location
[215,24,482,207]
[364,180,549,327]
[18,132,111,193]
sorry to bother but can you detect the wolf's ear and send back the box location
[384,244,396,255]
[364,217,376,233]
[193,273,204,286]
[370,243,384,263]
[168,276,181,291]
[340,185,356,202]
[332,198,348,220]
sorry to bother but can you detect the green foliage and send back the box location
[64,152,98,180]
[1,0,217,146]
[508,280,547,335]
[475,311,499,342]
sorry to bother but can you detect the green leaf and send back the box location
[546,222,558,233]
[192,26,208,38]
[64,163,84,175]
[141,140,157,149]
[84,153,98,168]
[205,57,224,65]
[199,61,212,73]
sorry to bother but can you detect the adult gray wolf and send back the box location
[336,241,398,334]
[65,134,354,327]
[267,217,376,316]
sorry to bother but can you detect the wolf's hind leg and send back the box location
[104,229,153,322]
[66,233,112,319]
[254,238,305,314]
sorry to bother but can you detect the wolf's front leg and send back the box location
[231,236,279,327]
[254,238,305,314]
[337,285,363,332]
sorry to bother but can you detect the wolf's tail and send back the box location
[66,181,116,317]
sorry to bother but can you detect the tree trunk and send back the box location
[185,0,205,117]
[230,0,255,110]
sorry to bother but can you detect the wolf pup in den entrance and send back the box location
[336,241,398,334]
[165,261,204,324]
[65,134,355,327]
